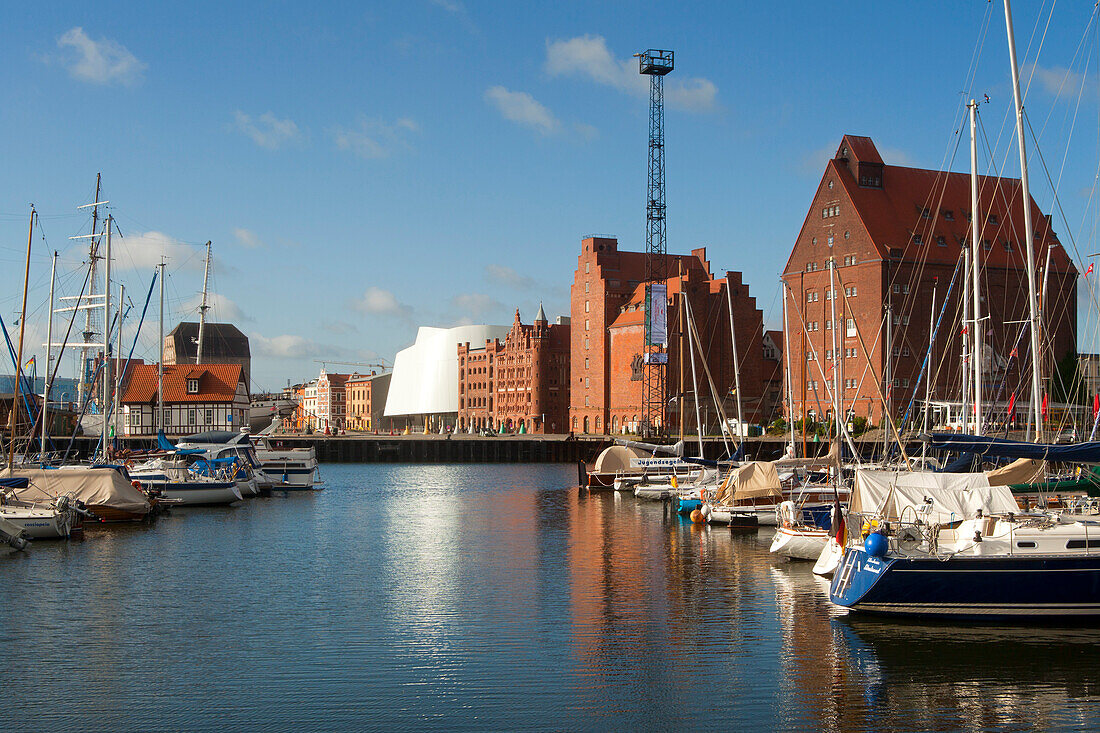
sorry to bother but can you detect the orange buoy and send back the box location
[690,509,704,524]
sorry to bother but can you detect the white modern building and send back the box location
[384,324,509,429]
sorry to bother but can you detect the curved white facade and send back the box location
[383,324,509,417]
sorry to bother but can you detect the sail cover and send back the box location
[851,469,1020,525]
[0,467,150,515]
[731,461,782,501]
[985,458,1046,487]
[929,433,1100,464]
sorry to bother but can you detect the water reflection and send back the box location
[1,464,1097,731]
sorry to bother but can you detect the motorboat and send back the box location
[170,431,268,496]
[252,437,321,490]
[0,477,79,538]
[829,468,1100,618]
[127,457,243,506]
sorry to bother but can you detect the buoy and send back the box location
[690,509,704,524]
[864,532,888,558]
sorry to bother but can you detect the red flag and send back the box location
[833,490,846,545]
[1088,263,1094,276]
[1042,393,1049,420]
[1009,346,1019,359]
[1093,394,1098,420]
[1008,392,1017,421]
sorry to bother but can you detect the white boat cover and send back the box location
[985,458,1046,487]
[0,467,150,515]
[851,469,1019,525]
[593,445,646,474]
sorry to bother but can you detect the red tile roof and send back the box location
[787,135,1076,276]
[121,364,243,404]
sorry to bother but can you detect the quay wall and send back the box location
[55,434,924,464]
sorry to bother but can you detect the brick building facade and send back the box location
[783,135,1077,427]
[315,369,350,433]
[570,236,777,435]
[457,306,570,434]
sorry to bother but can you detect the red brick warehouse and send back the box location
[783,135,1077,427]
[570,236,779,436]
[457,305,570,434]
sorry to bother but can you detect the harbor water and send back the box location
[3,463,1099,731]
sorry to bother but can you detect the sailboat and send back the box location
[828,0,1100,618]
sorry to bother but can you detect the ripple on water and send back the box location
[2,463,1099,732]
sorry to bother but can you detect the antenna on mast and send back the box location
[196,241,212,364]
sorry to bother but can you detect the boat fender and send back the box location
[700,503,712,518]
[864,531,888,557]
[131,480,142,489]
[778,500,798,529]
[974,530,982,543]
[690,509,705,524]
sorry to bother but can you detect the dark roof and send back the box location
[168,322,250,359]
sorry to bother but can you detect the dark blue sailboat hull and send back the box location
[830,547,1100,618]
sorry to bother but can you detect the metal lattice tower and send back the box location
[638,49,673,438]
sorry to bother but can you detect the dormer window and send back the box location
[187,378,199,394]
[921,208,931,219]
[988,214,999,225]
[942,210,955,221]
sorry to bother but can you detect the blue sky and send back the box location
[2,1,1099,392]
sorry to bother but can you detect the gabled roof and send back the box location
[787,136,1076,276]
[121,364,243,404]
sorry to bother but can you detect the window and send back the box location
[893,284,900,294]
[845,347,857,359]
[1003,240,1014,252]
[825,288,834,301]
[845,286,857,297]
[828,180,834,189]
[585,262,590,274]
[983,239,991,251]
[584,300,590,313]
[164,409,171,426]
[585,281,590,293]
[827,234,834,247]
[825,349,833,360]
[921,208,931,219]
[187,378,199,394]
[988,214,999,225]
[584,357,589,369]
[584,338,590,349]
[585,319,589,331]
[936,236,947,247]
[585,377,590,388]
[812,237,817,245]
[913,234,923,246]
[825,320,832,330]
[942,209,955,221]
[129,410,140,426]
[188,409,196,425]
[846,319,856,337]
[892,378,910,388]
[205,409,213,424]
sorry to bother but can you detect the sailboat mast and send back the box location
[828,261,841,452]
[8,208,35,468]
[196,240,211,365]
[725,274,745,440]
[80,173,102,412]
[682,292,705,457]
[961,248,971,433]
[42,251,57,460]
[969,99,984,435]
[158,261,165,433]
[102,215,112,460]
[783,281,796,455]
[114,283,124,441]
[1004,0,1044,441]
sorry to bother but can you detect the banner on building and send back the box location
[648,283,668,346]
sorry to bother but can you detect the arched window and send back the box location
[583,416,590,434]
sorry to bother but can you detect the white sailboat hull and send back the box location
[0,506,71,539]
[770,526,830,561]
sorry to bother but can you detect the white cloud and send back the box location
[250,333,315,359]
[183,292,251,323]
[56,27,146,85]
[484,86,561,135]
[233,111,301,149]
[545,35,717,112]
[110,230,204,272]
[429,0,464,13]
[331,116,419,159]
[486,263,535,290]
[1026,63,1098,101]
[452,293,503,318]
[233,227,264,249]
[353,286,413,318]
